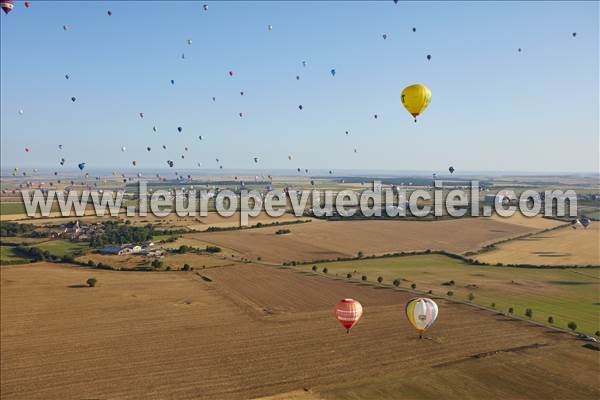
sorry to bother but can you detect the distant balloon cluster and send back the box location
[2,0,581,184]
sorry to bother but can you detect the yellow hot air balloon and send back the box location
[401,84,431,122]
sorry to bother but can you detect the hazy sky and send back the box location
[1,1,598,173]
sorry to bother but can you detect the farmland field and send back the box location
[297,254,600,336]
[1,263,598,400]
[187,218,545,263]
[476,224,600,266]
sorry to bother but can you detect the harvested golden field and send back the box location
[189,218,538,263]
[477,224,600,266]
[489,214,566,230]
[2,263,598,399]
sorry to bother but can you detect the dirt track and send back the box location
[2,263,598,399]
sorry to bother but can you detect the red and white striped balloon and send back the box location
[334,298,363,333]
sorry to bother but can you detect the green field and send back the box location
[0,246,30,264]
[31,240,89,257]
[298,254,600,336]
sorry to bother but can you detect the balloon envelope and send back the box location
[405,297,438,336]
[401,84,431,121]
[335,298,363,333]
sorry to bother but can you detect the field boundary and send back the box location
[284,265,590,340]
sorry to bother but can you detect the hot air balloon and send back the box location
[177,126,183,133]
[24,1,30,8]
[184,146,188,151]
[253,157,259,163]
[405,297,438,338]
[181,53,185,59]
[167,160,174,167]
[132,160,137,166]
[153,126,157,132]
[107,10,112,16]
[382,33,388,40]
[240,91,244,96]
[1,0,13,14]
[162,145,167,149]
[448,166,455,174]
[427,54,431,61]
[25,147,30,152]
[212,96,216,102]
[147,147,151,152]
[334,298,363,333]
[518,48,522,53]
[78,162,86,171]
[298,105,303,110]
[296,75,300,80]
[58,144,63,149]
[374,114,378,119]
[121,146,126,152]
[197,162,202,167]
[288,155,292,160]
[412,27,416,32]
[330,68,336,77]
[63,25,69,31]
[65,74,70,80]
[187,38,192,45]
[579,216,591,228]
[239,112,243,117]
[345,130,349,135]
[170,79,175,85]
[302,60,307,67]
[71,97,76,102]
[18,109,24,115]
[229,70,234,77]
[139,112,144,119]
[203,4,208,11]
[267,24,273,31]
[198,135,203,140]
[401,84,432,122]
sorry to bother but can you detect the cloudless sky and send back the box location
[1,1,598,173]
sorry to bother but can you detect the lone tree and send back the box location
[508,307,514,314]
[362,275,367,281]
[446,291,454,297]
[393,279,400,287]
[468,292,475,302]
[548,316,554,324]
[312,265,317,272]
[595,330,600,338]
[377,276,383,284]
[86,277,97,288]
[525,308,533,318]
[182,264,191,271]
[491,303,496,309]
[567,322,577,331]
[323,267,328,274]
[357,251,364,259]
[346,273,352,279]
[411,283,417,290]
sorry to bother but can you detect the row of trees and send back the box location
[0,222,36,237]
[310,265,596,336]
